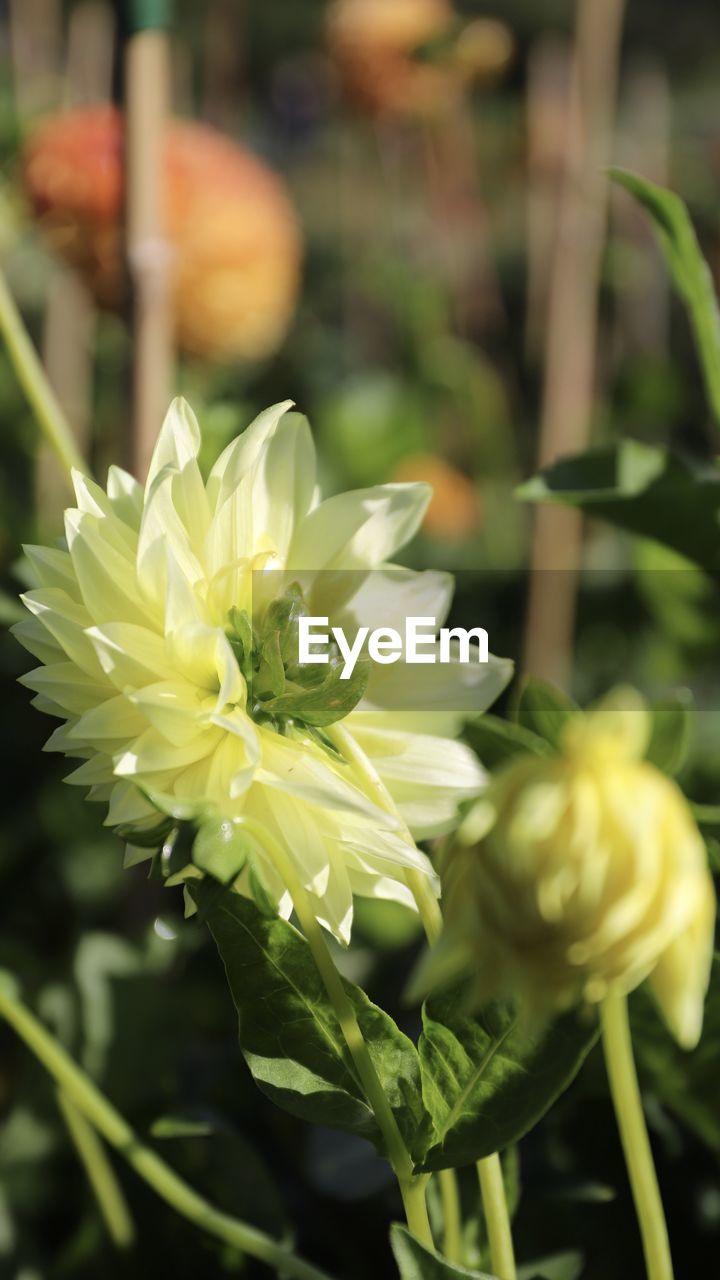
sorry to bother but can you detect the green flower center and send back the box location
[226,583,370,739]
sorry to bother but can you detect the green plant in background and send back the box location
[1,168,720,1280]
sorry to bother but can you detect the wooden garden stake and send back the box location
[523,0,626,687]
[123,0,174,480]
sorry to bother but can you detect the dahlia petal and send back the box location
[23,545,78,595]
[19,662,109,715]
[69,694,146,743]
[146,397,202,490]
[107,465,144,528]
[257,731,402,826]
[22,588,107,680]
[206,399,294,511]
[337,566,454,633]
[130,680,208,745]
[12,616,63,665]
[114,726,219,777]
[66,510,159,628]
[250,412,316,560]
[86,622,169,688]
[288,482,431,573]
[138,470,205,602]
[360,647,514,723]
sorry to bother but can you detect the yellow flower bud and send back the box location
[426,689,716,1048]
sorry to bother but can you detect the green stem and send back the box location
[327,724,488,1267]
[477,1155,516,1280]
[601,992,674,1280]
[56,1088,136,1249]
[236,815,434,1249]
[438,1168,463,1265]
[0,268,86,478]
[0,973,334,1280]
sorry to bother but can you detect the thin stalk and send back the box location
[236,818,434,1247]
[601,992,674,1280]
[0,268,86,477]
[56,1087,135,1249]
[477,1155,517,1280]
[0,974,334,1280]
[326,727,502,1274]
[438,1167,463,1265]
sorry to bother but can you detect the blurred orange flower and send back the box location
[326,0,513,119]
[392,452,480,539]
[23,106,302,362]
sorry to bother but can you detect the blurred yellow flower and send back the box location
[421,690,716,1047]
[14,400,512,942]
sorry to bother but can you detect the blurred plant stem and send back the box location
[56,1087,136,1249]
[438,1168,462,1264]
[523,0,626,688]
[0,972,336,1280]
[477,1155,517,1280]
[326,723,517,1272]
[0,268,86,477]
[601,993,674,1280]
[233,815,434,1249]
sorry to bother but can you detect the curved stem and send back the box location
[601,992,674,1280]
[0,974,334,1280]
[328,723,519,1273]
[477,1155,516,1280]
[0,269,86,478]
[438,1168,463,1265]
[56,1088,135,1249]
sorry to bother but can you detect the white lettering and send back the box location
[335,626,369,680]
[368,628,402,664]
[298,616,330,664]
[405,616,436,663]
[439,626,489,664]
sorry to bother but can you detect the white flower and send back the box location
[15,400,512,941]
[420,690,716,1047]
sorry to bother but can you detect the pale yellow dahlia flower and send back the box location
[14,400,512,941]
[421,690,716,1047]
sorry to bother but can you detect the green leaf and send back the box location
[690,801,720,828]
[0,589,25,625]
[631,952,720,1150]
[611,169,720,426]
[514,678,577,749]
[644,693,692,776]
[150,1116,214,1138]
[197,884,431,1160]
[517,440,720,573]
[463,714,554,770]
[517,1253,584,1280]
[417,991,599,1172]
[390,1224,497,1280]
[705,837,720,872]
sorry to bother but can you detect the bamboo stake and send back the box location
[8,0,62,119]
[64,0,116,108]
[525,37,572,362]
[37,3,115,529]
[123,1,174,480]
[523,0,627,687]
